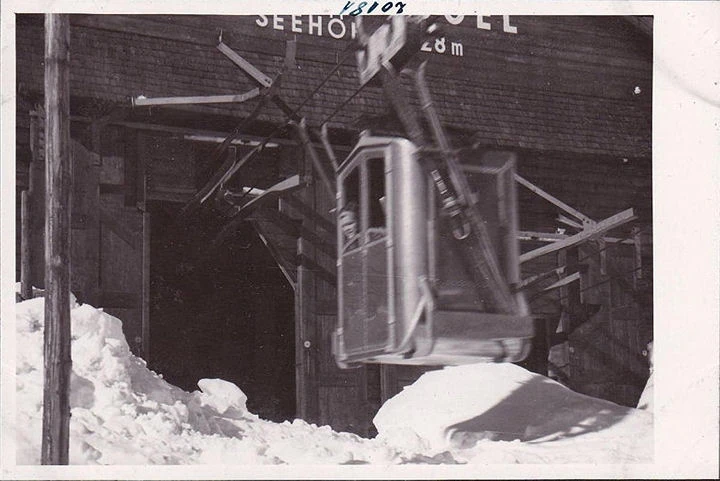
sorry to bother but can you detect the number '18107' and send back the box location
[340,1,407,15]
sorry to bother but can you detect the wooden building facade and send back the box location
[15,14,653,434]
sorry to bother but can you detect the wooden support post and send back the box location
[292,119,336,199]
[519,209,636,264]
[132,89,260,107]
[29,117,47,289]
[632,226,642,286]
[296,234,320,423]
[597,238,608,276]
[319,124,339,172]
[20,190,33,299]
[295,142,320,423]
[42,13,71,465]
[515,174,594,226]
[518,266,567,291]
[216,41,273,88]
[566,249,582,316]
[563,247,582,391]
[557,213,583,230]
[141,176,151,362]
[227,174,303,216]
[541,271,581,294]
[380,365,397,404]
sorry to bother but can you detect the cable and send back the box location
[292,42,358,116]
[321,81,367,127]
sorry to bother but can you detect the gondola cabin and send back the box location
[333,134,534,368]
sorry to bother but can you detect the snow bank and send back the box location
[15,297,395,465]
[637,341,654,412]
[14,296,653,465]
[374,363,653,463]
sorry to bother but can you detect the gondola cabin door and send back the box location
[335,136,399,364]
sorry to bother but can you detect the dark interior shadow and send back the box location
[445,375,638,448]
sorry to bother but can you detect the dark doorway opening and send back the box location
[148,201,296,422]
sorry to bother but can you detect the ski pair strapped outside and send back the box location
[379,61,517,315]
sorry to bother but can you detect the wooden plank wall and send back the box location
[566,240,652,406]
[95,126,147,356]
[16,15,651,158]
[25,117,153,357]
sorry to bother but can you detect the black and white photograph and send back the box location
[0,2,717,478]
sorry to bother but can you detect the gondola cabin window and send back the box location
[338,154,388,253]
[367,158,387,243]
[336,141,392,360]
[340,168,361,251]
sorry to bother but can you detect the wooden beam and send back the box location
[281,195,336,235]
[518,230,568,242]
[295,237,319,422]
[518,230,637,245]
[542,271,581,293]
[29,159,46,290]
[632,226,643,284]
[20,190,33,299]
[292,119,337,199]
[42,13,71,466]
[557,214,583,230]
[122,127,138,207]
[178,93,271,217]
[252,220,297,290]
[69,116,301,147]
[319,124,339,172]
[216,41,273,88]
[198,128,274,203]
[254,207,336,258]
[132,89,260,107]
[518,265,567,290]
[183,134,280,147]
[515,174,594,225]
[141,200,151,362]
[519,209,636,264]
[227,175,303,216]
[563,248,582,332]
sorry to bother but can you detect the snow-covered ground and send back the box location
[13,296,653,466]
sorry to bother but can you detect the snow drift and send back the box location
[14,296,652,464]
[15,297,394,465]
[374,363,652,463]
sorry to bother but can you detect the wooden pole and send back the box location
[141,176,151,362]
[295,150,320,424]
[42,13,72,465]
[20,190,33,299]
